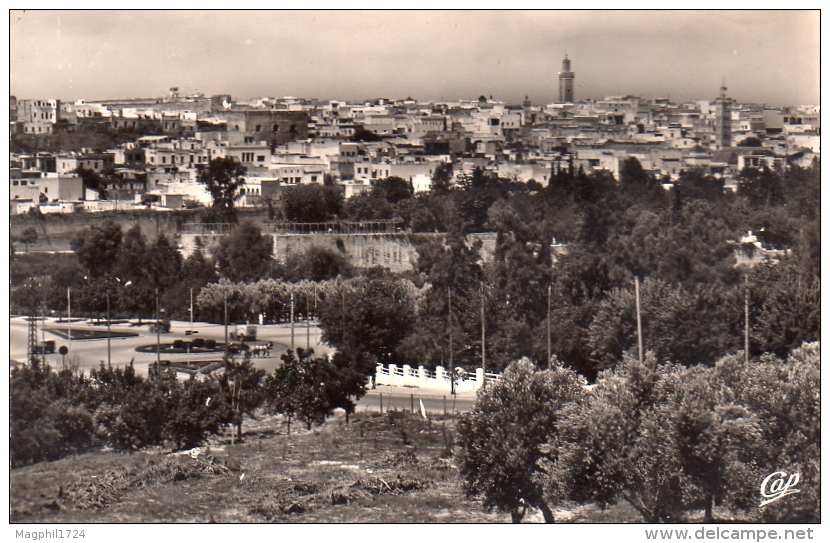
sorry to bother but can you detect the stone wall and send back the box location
[180,230,497,272]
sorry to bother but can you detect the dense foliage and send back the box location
[458,343,819,523]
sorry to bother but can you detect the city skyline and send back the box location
[10,10,820,107]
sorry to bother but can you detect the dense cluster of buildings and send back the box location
[9,57,820,216]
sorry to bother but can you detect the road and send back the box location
[10,317,480,413]
[9,317,329,376]
[357,385,477,414]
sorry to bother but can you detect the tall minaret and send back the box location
[558,54,575,102]
[714,79,732,149]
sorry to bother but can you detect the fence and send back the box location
[374,363,501,392]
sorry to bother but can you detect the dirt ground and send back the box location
[9,409,649,524]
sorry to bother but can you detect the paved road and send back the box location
[9,317,329,376]
[11,318,481,414]
[357,386,477,414]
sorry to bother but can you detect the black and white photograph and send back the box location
[8,8,820,534]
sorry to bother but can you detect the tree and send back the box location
[19,226,38,253]
[264,348,340,433]
[430,162,453,194]
[587,278,742,371]
[318,274,419,375]
[165,378,228,450]
[198,157,247,224]
[751,261,820,358]
[281,245,352,282]
[75,167,107,199]
[373,176,413,204]
[164,248,219,320]
[557,353,689,522]
[673,168,724,205]
[672,366,762,522]
[70,220,122,278]
[213,220,274,282]
[145,233,183,294]
[113,224,152,320]
[351,127,382,142]
[281,184,343,223]
[218,357,266,442]
[457,359,586,523]
[738,136,763,147]
[619,157,666,209]
[343,190,395,221]
[737,166,783,209]
[400,229,483,370]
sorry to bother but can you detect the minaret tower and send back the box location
[714,79,732,149]
[558,54,575,102]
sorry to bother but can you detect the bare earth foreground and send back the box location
[10,405,741,523]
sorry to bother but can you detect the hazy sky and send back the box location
[9,10,820,106]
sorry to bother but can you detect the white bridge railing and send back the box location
[374,363,501,392]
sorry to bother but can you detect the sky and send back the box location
[9,10,821,107]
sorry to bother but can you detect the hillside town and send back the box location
[10,56,820,217]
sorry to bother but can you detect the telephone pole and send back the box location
[67,288,71,358]
[448,286,454,395]
[156,288,161,365]
[635,276,643,364]
[744,274,750,364]
[480,281,485,378]
[290,288,295,351]
[547,284,552,367]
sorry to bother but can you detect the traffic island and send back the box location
[135,338,226,354]
[45,328,140,340]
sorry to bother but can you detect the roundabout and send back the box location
[10,317,329,377]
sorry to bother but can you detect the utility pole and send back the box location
[106,291,111,366]
[480,281,485,378]
[189,287,194,334]
[67,288,71,355]
[156,288,161,365]
[448,286,454,395]
[547,284,552,367]
[745,273,750,364]
[27,314,40,368]
[290,288,295,351]
[341,286,346,347]
[223,290,228,346]
[635,276,643,365]
[306,295,311,350]
[41,303,46,362]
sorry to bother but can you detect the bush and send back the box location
[193,338,206,348]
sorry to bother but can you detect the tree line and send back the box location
[10,346,367,468]
[457,342,819,523]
